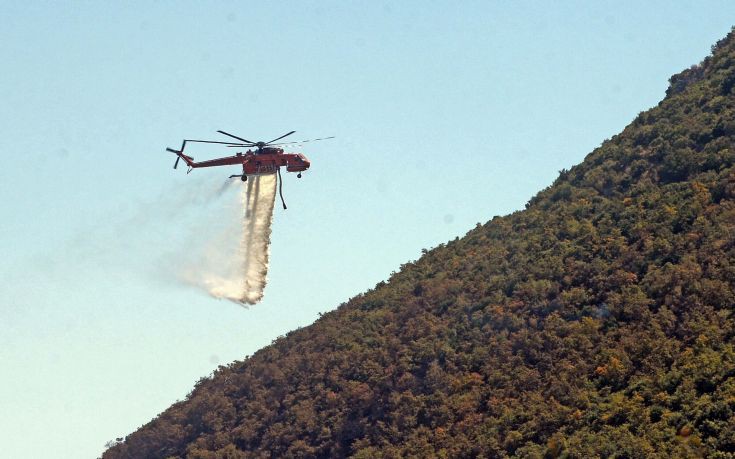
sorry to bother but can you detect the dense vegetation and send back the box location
[105,31,735,458]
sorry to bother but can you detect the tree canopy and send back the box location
[105,29,735,459]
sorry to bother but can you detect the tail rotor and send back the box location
[166,148,182,169]
[166,140,187,169]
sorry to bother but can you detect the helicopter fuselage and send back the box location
[178,148,310,177]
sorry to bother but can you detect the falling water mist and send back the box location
[181,174,277,305]
[239,174,277,303]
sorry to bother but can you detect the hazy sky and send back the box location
[1,2,733,457]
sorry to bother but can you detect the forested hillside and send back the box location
[105,30,735,458]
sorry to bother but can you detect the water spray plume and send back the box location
[181,175,277,305]
[238,175,277,303]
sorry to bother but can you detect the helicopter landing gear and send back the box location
[241,175,247,182]
[297,173,302,178]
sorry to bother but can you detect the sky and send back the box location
[1,2,733,457]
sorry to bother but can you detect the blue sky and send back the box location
[1,2,733,457]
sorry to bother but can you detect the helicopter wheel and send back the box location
[297,173,302,178]
[241,175,247,182]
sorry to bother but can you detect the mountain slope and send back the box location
[105,31,735,458]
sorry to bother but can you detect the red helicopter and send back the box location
[166,130,333,208]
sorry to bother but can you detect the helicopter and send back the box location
[166,130,333,209]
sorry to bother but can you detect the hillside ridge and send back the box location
[105,29,735,458]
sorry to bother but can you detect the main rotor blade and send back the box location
[185,139,251,146]
[174,156,180,169]
[270,136,335,146]
[217,130,255,144]
[264,130,295,145]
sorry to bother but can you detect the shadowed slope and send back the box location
[105,30,735,458]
